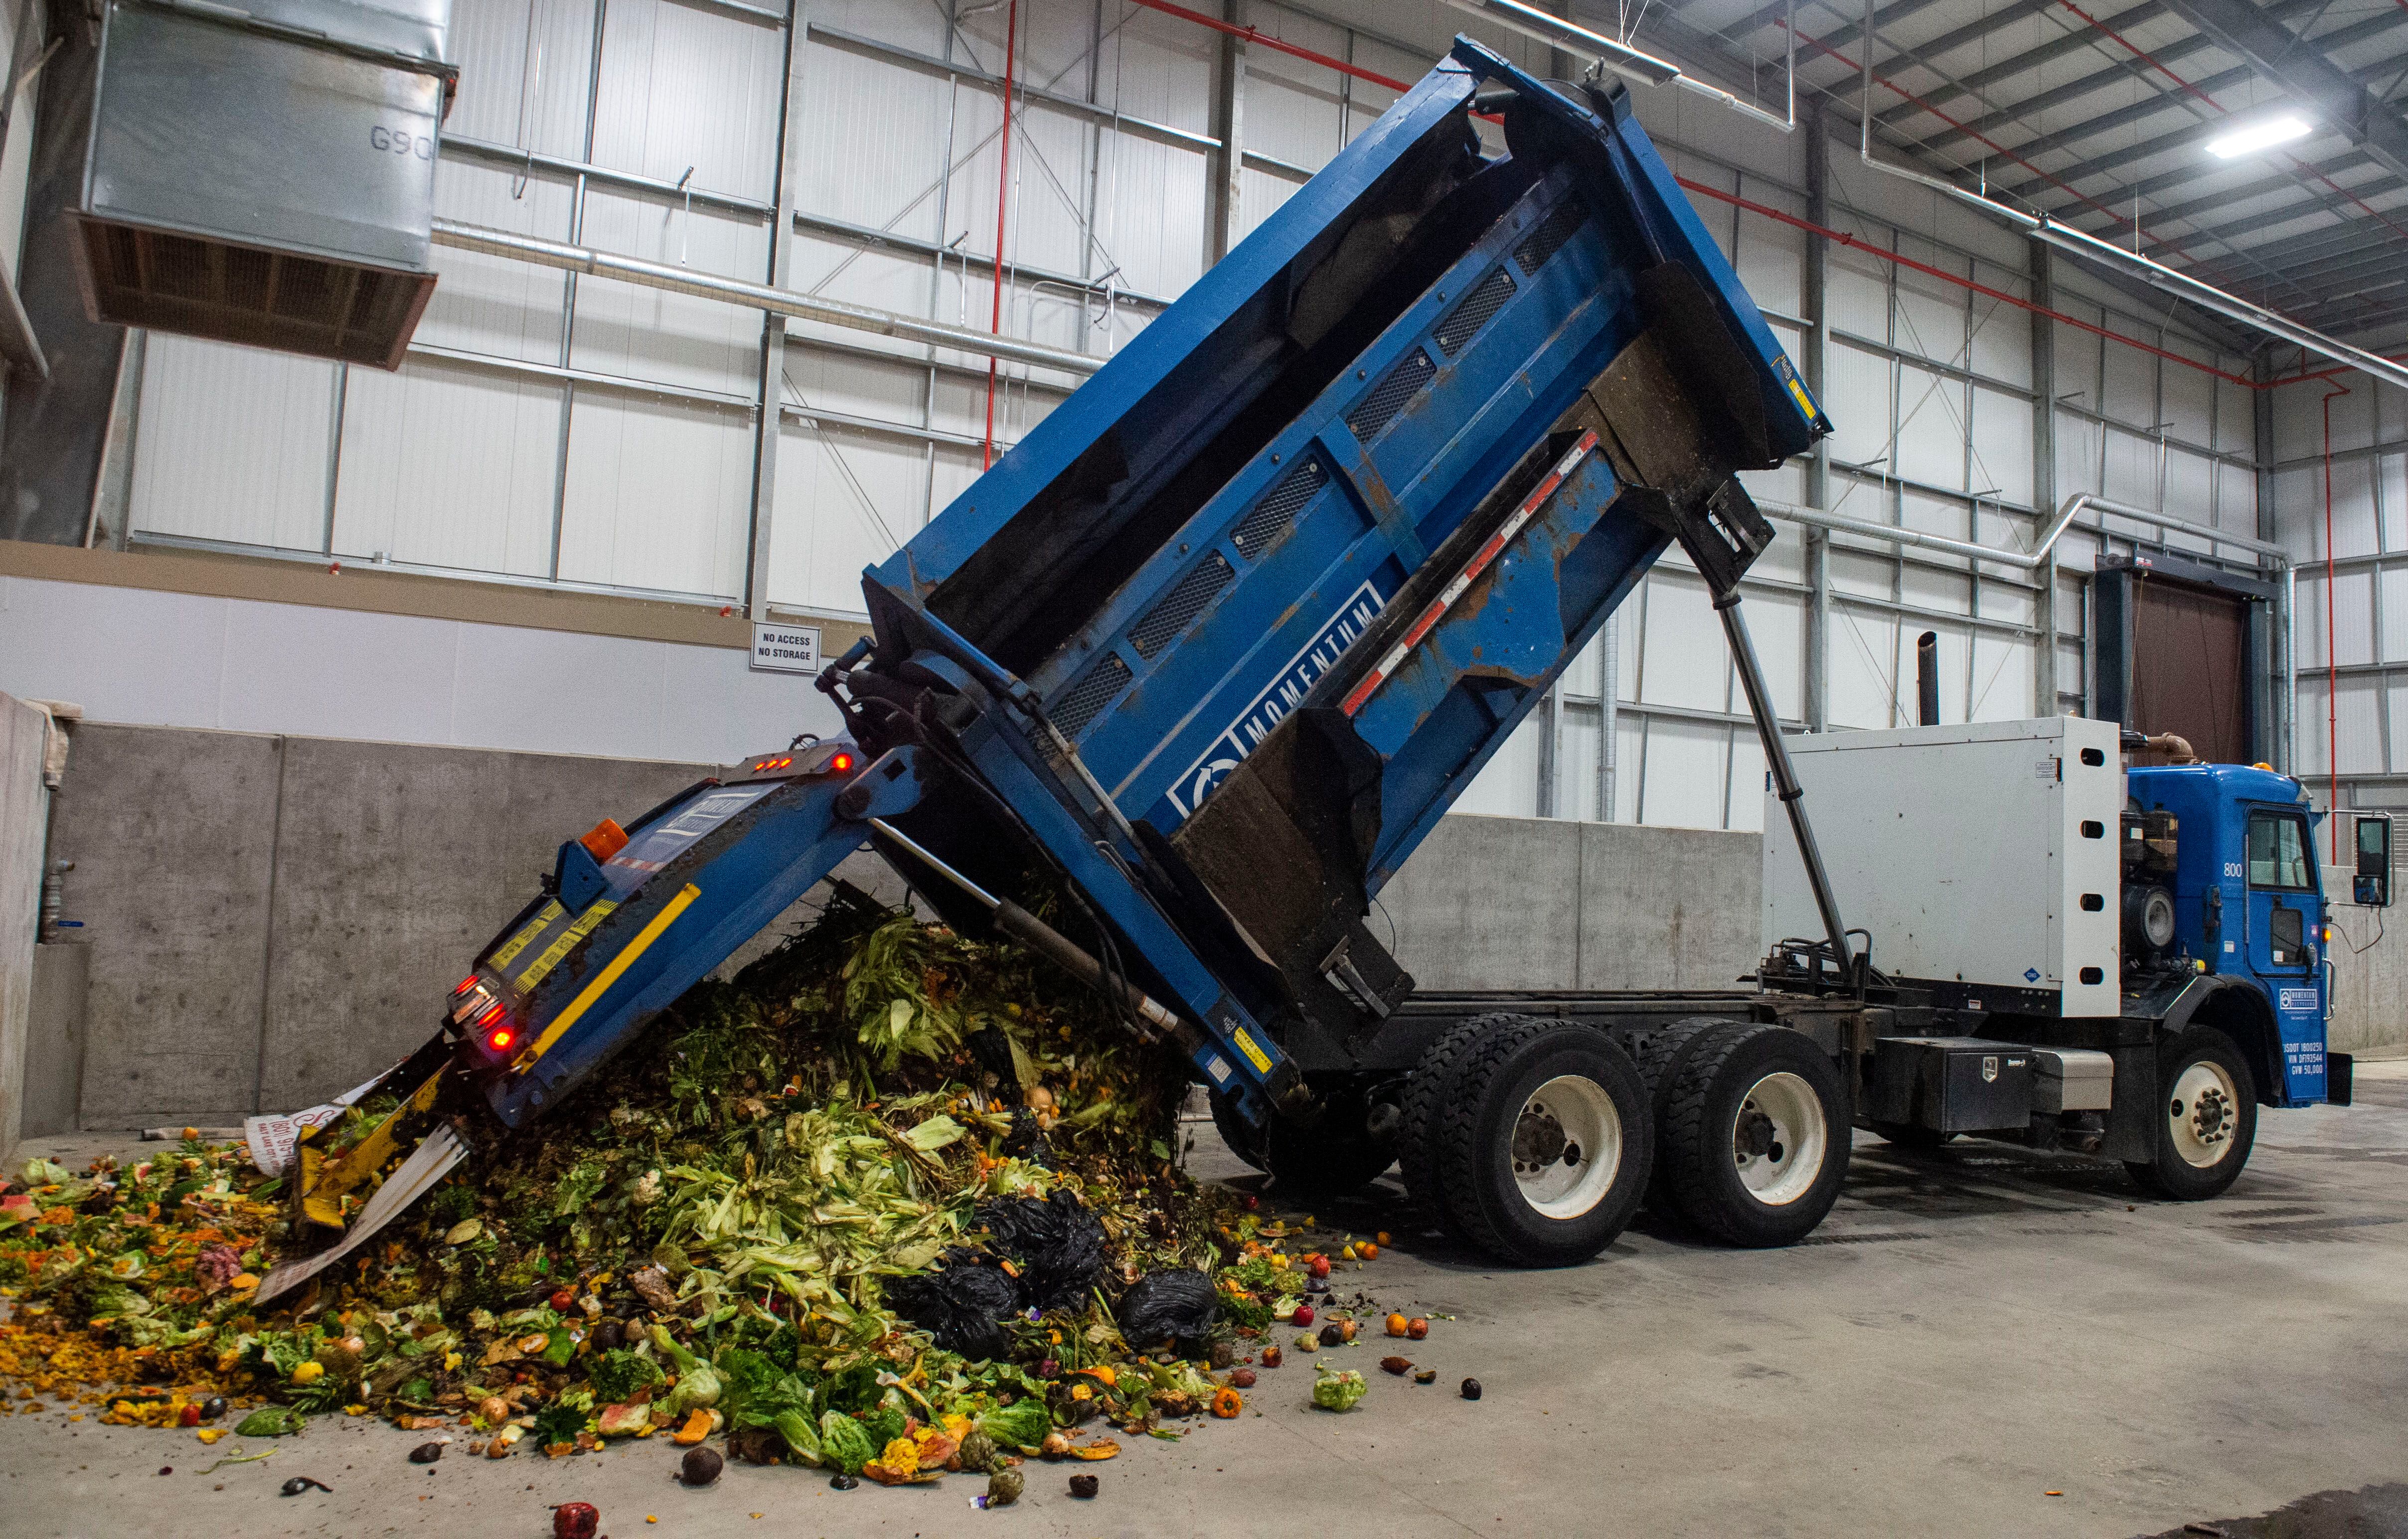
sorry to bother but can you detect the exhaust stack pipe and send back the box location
[1916,631,1939,727]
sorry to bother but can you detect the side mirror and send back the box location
[2355,813,2393,907]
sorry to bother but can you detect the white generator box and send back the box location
[1763,716,2123,1017]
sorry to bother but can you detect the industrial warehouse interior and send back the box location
[0,0,2407,1533]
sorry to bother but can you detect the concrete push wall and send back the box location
[46,725,903,1127]
[0,694,49,1160]
[1382,816,1763,992]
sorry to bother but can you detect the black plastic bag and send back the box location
[1000,1107,1056,1169]
[976,1191,1105,1312]
[888,1257,1026,1359]
[1117,1269,1220,1348]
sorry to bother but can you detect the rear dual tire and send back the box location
[1406,1017,1652,1266]
[1402,1016,1850,1262]
[1652,1024,1849,1248]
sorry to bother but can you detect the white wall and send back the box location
[0,575,843,763]
[113,0,2276,832]
[2270,372,2408,814]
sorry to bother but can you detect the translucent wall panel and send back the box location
[131,336,336,552]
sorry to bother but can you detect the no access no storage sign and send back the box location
[751,622,822,674]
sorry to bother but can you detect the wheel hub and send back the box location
[1733,1106,1778,1160]
[1727,1072,1827,1206]
[1509,1076,1621,1220]
[1513,1104,1569,1172]
[2166,1059,2244,1169]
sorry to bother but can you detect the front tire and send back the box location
[2125,1028,2256,1200]
[1659,1025,1850,1247]
[1431,1018,1652,1266]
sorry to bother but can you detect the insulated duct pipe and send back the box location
[1759,489,2298,772]
[1853,0,2408,398]
[428,219,1104,379]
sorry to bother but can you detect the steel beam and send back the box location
[2154,0,2408,183]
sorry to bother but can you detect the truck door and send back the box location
[2243,804,2327,1102]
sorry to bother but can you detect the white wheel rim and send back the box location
[1511,1075,1622,1220]
[2167,1059,2242,1168]
[1730,1072,1827,1206]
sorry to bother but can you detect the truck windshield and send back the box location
[2247,811,2314,891]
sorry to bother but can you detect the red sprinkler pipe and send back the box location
[2324,380,2349,854]
[1121,0,1414,92]
[983,0,1021,470]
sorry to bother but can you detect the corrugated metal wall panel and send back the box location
[808,0,944,52]
[131,336,336,552]
[794,47,955,239]
[1890,241,1965,366]
[422,160,574,363]
[589,0,783,199]
[570,192,771,395]
[1096,7,1215,131]
[332,358,562,577]
[766,417,922,617]
[1967,293,2032,390]
[556,393,752,598]
[1823,341,1891,468]
[1733,203,1805,320]
[446,0,597,158]
[1637,574,1728,707]
[1640,719,1730,829]
[1972,386,2034,507]
[2331,567,2376,667]
[1895,367,1968,490]
[1827,606,1900,729]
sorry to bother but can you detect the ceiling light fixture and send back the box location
[2205,115,2311,159]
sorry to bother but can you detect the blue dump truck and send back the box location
[264,39,2388,1297]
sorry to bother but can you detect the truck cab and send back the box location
[2127,763,2334,1108]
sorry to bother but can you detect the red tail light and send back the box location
[475,1001,505,1029]
[830,752,854,772]
[453,976,479,996]
[486,1026,516,1052]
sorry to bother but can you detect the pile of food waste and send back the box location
[0,883,1436,1498]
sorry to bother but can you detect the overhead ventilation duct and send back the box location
[71,0,454,368]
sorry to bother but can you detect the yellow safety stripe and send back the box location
[515,899,621,990]
[488,901,562,971]
[516,884,702,1069]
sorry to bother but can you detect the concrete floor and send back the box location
[7,1067,2408,1539]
